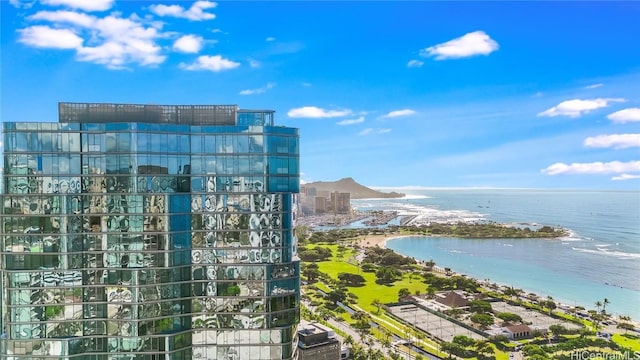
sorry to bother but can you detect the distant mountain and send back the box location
[303,177,405,199]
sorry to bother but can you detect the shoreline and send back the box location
[356,233,399,249]
[354,233,638,323]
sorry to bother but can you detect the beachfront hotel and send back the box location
[0,103,300,359]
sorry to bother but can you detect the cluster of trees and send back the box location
[338,272,366,287]
[467,300,495,329]
[495,312,523,324]
[303,228,365,244]
[399,222,568,238]
[522,336,628,360]
[343,335,392,360]
[302,263,321,283]
[363,247,416,267]
[423,273,480,292]
[440,335,495,359]
[298,246,332,262]
[375,266,402,285]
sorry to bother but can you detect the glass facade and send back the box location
[0,103,300,359]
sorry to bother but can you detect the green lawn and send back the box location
[613,333,640,352]
[306,243,428,312]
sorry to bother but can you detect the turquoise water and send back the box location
[352,189,640,318]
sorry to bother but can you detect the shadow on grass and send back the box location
[374,280,396,286]
[343,283,366,287]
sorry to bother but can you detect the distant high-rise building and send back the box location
[314,197,327,214]
[330,192,350,214]
[1,102,300,359]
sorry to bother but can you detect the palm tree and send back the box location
[602,298,610,314]
[594,300,603,313]
[593,301,604,330]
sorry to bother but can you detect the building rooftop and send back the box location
[58,102,275,126]
[504,324,532,333]
[435,290,469,308]
[297,321,339,348]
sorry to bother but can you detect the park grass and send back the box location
[307,243,427,312]
[314,282,331,294]
[613,333,640,352]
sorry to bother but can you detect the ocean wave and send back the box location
[557,229,588,242]
[402,194,431,199]
[572,247,640,259]
[558,236,585,242]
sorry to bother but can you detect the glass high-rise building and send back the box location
[0,103,300,360]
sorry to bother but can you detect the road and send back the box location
[302,297,422,359]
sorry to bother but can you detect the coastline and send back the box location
[354,233,638,323]
[356,233,399,249]
[348,189,640,319]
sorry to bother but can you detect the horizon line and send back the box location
[368,186,640,192]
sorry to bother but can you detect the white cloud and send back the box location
[173,34,203,53]
[149,1,217,21]
[18,25,83,49]
[407,59,423,68]
[585,83,603,89]
[41,0,113,11]
[9,0,36,9]
[420,31,498,60]
[337,116,365,126]
[358,128,391,136]
[30,10,94,27]
[302,82,312,87]
[612,173,640,181]
[239,82,275,95]
[179,55,240,72]
[538,98,626,118]
[584,134,640,149]
[25,10,167,69]
[382,109,416,118]
[607,108,640,124]
[80,16,165,68]
[265,36,276,42]
[541,160,640,175]
[288,106,352,118]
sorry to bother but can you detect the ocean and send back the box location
[351,189,640,319]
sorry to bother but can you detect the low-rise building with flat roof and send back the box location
[297,321,341,360]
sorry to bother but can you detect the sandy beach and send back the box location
[356,234,409,249]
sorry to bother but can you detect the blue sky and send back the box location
[2,1,640,189]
